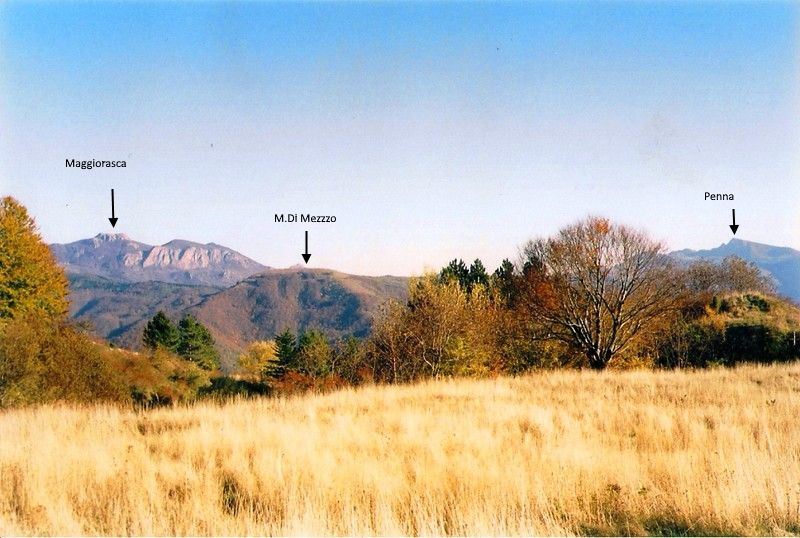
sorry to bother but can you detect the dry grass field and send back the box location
[2,363,800,536]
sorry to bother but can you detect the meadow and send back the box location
[2,363,800,536]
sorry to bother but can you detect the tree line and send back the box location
[2,196,797,407]
[231,216,798,391]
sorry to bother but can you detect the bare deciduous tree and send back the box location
[521,216,683,369]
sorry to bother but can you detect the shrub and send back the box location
[198,377,270,401]
[0,316,129,407]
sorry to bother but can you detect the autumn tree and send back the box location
[0,197,129,406]
[685,256,775,296]
[295,329,332,377]
[521,216,683,370]
[368,274,497,382]
[0,196,68,321]
[331,335,367,384]
[237,340,277,382]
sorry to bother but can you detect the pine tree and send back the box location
[176,314,220,370]
[468,259,489,290]
[273,328,298,377]
[492,258,516,304]
[142,311,180,351]
[439,259,469,289]
[0,197,68,321]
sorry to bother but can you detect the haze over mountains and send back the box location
[50,234,799,369]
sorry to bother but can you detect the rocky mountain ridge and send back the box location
[51,233,268,287]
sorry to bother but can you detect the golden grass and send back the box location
[2,363,800,536]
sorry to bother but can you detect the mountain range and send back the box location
[52,234,408,370]
[50,233,267,287]
[51,234,799,370]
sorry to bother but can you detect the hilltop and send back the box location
[187,268,408,352]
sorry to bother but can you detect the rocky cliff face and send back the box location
[51,234,268,287]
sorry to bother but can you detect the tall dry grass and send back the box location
[2,363,800,536]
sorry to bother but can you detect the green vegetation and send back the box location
[141,311,220,371]
[142,310,180,351]
[176,314,220,371]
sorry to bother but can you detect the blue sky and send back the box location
[1,1,798,275]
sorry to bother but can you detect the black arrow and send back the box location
[301,230,311,263]
[729,208,738,235]
[108,189,118,227]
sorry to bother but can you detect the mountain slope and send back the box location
[63,266,409,372]
[51,233,267,287]
[67,273,221,349]
[671,238,800,302]
[189,268,409,352]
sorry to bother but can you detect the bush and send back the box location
[0,316,129,407]
[110,346,211,407]
[198,377,270,401]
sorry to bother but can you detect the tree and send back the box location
[296,329,332,377]
[177,314,220,370]
[491,258,516,305]
[521,216,683,370]
[685,256,774,296]
[368,274,497,382]
[0,315,129,407]
[468,259,489,290]
[272,329,298,378]
[331,335,367,384]
[0,196,68,321]
[439,259,469,289]
[237,340,278,382]
[142,311,180,351]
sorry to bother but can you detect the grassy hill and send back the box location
[2,363,799,535]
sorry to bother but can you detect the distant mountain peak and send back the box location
[93,232,131,242]
[51,234,269,288]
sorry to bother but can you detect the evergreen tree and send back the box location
[273,328,298,377]
[177,314,220,370]
[468,259,489,290]
[439,259,469,290]
[0,196,68,321]
[142,311,179,351]
[492,258,516,304]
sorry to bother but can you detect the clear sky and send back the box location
[1,1,798,276]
